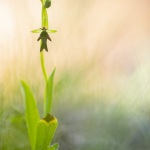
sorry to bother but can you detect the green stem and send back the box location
[42,6,48,28]
[40,5,49,82]
[40,51,47,82]
[41,5,49,115]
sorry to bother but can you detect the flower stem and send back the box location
[40,51,47,82]
[40,5,49,82]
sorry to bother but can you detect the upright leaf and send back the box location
[20,80,40,150]
[44,68,56,116]
[34,114,58,150]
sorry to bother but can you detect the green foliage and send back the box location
[19,0,58,149]
[20,80,40,150]
[34,114,58,150]
[2,68,150,149]
[44,68,56,116]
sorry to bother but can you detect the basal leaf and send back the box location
[34,114,58,150]
[20,80,40,150]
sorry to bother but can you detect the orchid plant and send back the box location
[20,0,58,149]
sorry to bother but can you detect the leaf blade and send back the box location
[20,80,40,150]
[44,68,56,116]
[35,114,58,150]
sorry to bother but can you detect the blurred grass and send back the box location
[1,0,150,149]
[1,66,150,150]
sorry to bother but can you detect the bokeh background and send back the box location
[1,0,150,149]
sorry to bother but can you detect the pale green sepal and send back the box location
[34,114,58,150]
[44,68,56,116]
[31,29,57,33]
[47,30,57,33]
[20,80,40,150]
[31,29,42,33]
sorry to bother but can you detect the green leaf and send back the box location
[20,80,40,150]
[44,68,56,116]
[31,29,42,33]
[34,114,58,150]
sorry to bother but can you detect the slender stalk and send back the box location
[40,51,47,82]
[40,5,49,82]
[42,6,49,28]
[41,4,50,115]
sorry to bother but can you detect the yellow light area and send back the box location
[0,3,14,36]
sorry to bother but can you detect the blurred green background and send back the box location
[1,0,150,149]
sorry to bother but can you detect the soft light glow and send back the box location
[0,3,14,35]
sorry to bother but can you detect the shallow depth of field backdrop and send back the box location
[0,0,150,150]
